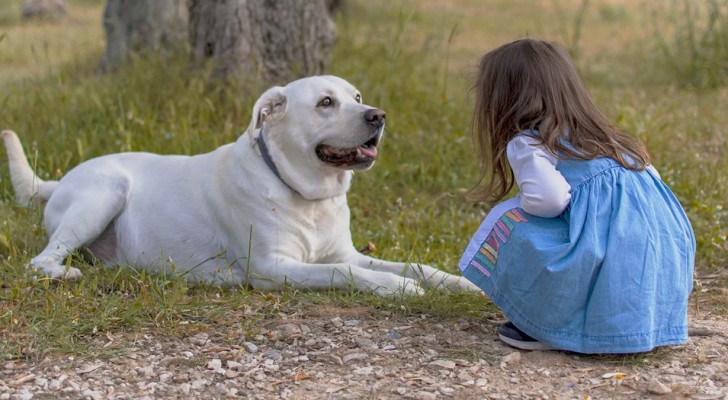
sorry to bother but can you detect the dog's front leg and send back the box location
[346,252,481,293]
[248,258,423,297]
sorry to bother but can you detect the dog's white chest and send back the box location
[271,194,351,263]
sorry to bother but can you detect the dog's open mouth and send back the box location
[316,135,379,168]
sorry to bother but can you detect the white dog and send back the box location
[2,75,477,296]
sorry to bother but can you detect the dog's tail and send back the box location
[1,130,58,206]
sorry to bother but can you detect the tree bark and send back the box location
[188,0,336,85]
[101,0,188,71]
[22,0,66,19]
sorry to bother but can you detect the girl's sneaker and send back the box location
[498,322,553,351]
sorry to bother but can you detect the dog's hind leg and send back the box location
[30,178,128,280]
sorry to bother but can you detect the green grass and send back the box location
[1,0,727,359]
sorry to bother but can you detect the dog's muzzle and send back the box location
[315,132,380,169]
[316,108,385,169]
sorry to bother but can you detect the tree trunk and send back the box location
[188,0,336,85]
[101,0,188,71]
[22,0,66,19]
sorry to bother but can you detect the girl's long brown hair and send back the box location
[469,38,651,205]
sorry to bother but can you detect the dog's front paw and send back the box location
[445,276,482,293]
[28,258,83,281]
[419,271,482,293]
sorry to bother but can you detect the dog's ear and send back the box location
[246,86,287,144]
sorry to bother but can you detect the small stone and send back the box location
[48,374,68,390]
[13,390,33,400]
[458,372,474,382]
[242,342,258,353]
[422,334,437,344]
[191,379,209,389]
[387,330,403,340]
[343,352,369,363]
[414,391,437,400]
[262,350,282,361]
[159,356,186,367]
[354,337,376,349]
[429,359,456,370]
[181,383,191,395]
[330,317,344,328]
[502,352,521,364]
[423,349,439,358]
[393,387,407,395]
[439,386,456,396]
[354,366,374,375]
[226,360,243,370]
[81,389,104,400]
[137,366,154,378]
[206,359,222,370]
[190,333,210,346]
[272,323,302,339]
[647,379,672,395]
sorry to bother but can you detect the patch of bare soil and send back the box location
[1,301,727,400]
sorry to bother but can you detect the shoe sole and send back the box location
[498,333,554,351]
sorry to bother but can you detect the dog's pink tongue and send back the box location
[358,145,378,159]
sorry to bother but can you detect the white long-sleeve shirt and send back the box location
[506,135,572,218]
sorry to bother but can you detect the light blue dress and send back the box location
[459,155,696,354]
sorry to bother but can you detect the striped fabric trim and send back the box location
[468,209,528,277]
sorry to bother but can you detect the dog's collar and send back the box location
[255,126,297,194]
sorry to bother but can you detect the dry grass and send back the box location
[0,0,104,85]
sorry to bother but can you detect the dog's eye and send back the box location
[355,94,362,103]
[318,97,333,107]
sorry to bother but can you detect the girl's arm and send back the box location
[507,135,571,218]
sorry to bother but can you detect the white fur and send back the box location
[2,75,479,296]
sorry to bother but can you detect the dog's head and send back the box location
[245,76,386,199]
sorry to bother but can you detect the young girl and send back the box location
[459,38,695,353]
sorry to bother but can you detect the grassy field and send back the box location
[1,0,726,358]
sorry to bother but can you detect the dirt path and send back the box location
[1,305,726,400]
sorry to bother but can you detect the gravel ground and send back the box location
[1,304,727,400]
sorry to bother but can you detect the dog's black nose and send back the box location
[364,108,386,128]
